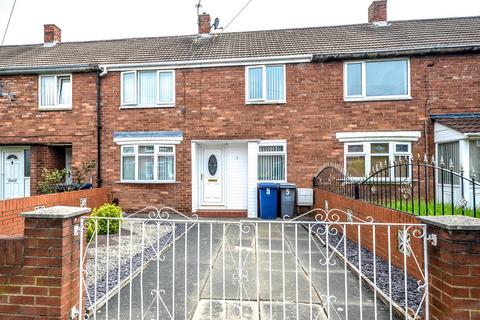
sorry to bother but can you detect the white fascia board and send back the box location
[114,137,183,145]
[434,123,465,143]
[100,54,312,71]
[336,131,421,142]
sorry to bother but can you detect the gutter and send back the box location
[99,54,313,71]
[312,44,480,62]
[0,64,100,75]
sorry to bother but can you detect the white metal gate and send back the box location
[79,207,428,320]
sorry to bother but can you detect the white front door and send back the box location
[202,148,224,206]
[3,151,24,199]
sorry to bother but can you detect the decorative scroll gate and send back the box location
[79,208,429,320]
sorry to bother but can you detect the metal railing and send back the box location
[314,156,480,218]
[79,206,428,320]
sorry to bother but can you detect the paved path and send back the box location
[94,220,398,319]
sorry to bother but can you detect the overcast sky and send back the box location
[1,0,479,45]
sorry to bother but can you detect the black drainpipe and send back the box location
[96,69,102,187]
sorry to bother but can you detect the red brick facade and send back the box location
[0,72,98,196]
[1,54,479,212]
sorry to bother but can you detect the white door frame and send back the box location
[1,147,29,200]
[199,145,226,208]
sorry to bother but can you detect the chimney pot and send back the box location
[44,24,61,44]
[198,13,211,34]
[368,0,387,23]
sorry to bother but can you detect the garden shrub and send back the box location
[86,203,123,241]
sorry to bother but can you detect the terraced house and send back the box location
[0,0,479,217]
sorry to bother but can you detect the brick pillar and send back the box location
[0,206,90,320]
[420,216,480,320]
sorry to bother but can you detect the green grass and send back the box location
[376,199,477,217]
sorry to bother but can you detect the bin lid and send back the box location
[279,183,296,189]
[258,182,279,189]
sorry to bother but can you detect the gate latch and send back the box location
[426,233,437,246]
[73,225,81,237]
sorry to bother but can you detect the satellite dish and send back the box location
[212,17,221,30]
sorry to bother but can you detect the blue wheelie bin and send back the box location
[258,182,279,219]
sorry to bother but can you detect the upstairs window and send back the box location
[39,75,72,109]
[258,143,286,181]
[246,65,285,103]
[344,59,410,100]
[121,70,175,107]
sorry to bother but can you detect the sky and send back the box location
[0,0,479,45]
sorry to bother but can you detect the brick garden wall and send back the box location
[314,188,424,280]
[0,187,112,236]
[0,208,88,320]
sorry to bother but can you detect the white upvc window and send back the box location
[344,141,412,179]
[39,74,72,109]
[121,144,176,182]
[121,70,175,107]
[344,59,410,101]
[246,65,286,103]
[258,143,287,181]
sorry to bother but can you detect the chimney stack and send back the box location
[44,24,61,44]
[368,0,387,23]
[198,13,211,34]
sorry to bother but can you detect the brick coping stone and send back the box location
[419,215,480,231]
[20,205,91,218]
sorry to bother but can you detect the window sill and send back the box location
[39,107,72,111]
[119,105,175,109]
[116,181,179,184]
[245,101,286,106]
[344,96,412,103]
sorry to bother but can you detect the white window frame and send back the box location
[344,141,412,179]
[120,70,175,108]
[245,64,286,104]
[120,144,176,183]
[38,74,72,110]
[343,58,411,102]
[257,141,287,182]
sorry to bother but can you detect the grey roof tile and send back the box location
[1,16,480,68]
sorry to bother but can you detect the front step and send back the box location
[196,210,248,218]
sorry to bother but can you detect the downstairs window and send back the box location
[121,145,175,182]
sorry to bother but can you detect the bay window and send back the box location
[246,65,285,103]
[121,145,176,182]
[344,59,410,100]
[258,143,286,181]
[121,70,175,107]
[345,141,411,178]
[39,75,72,109]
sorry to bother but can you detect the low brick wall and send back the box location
[314,189,424,280]
[0,207,89,320]
[0,187,112,236]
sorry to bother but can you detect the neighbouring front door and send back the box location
[202,148,223,206]
[3,151,24,199]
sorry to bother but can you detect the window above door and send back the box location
[246,65,286,104]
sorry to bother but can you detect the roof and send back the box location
[1,15,480,70]
[432,114,480,134]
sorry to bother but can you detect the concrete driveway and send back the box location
[94,220,397,320]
